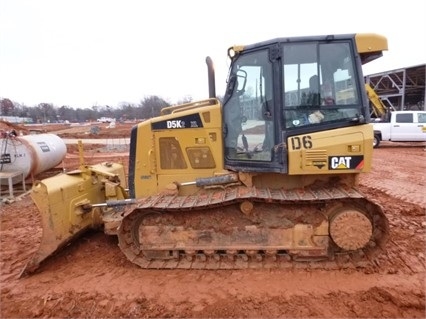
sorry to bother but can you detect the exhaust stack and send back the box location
[206,56,216,98]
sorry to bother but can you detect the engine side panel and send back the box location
[129,100,227,198]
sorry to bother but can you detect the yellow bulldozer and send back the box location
[25,33,390,273]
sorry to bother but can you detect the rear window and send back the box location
[395,113,413,123]
[417,113,426,123]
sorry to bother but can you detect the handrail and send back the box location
[160,98,219,115]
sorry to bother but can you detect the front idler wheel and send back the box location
[329,208,373,251]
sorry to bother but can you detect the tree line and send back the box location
[0,95,196,123]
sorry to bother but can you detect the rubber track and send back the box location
[117,185,389,270]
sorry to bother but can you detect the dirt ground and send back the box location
[0,122,425,318]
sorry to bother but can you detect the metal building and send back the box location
[365,64,425,111]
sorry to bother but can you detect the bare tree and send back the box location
[0,94,195,123]
[36,103,57,123]
[0,98,14,116]
[176,95,193,105]
[118,102,138,121]
[139,96,170,119]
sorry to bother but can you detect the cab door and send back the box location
[391,112,425,141]
[223,46,286,173]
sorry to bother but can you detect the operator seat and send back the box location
[307,75,321,105]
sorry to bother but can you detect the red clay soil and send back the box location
[1,121,135,139]
[0,135,425,318]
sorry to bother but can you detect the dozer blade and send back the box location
[22,163,127,275]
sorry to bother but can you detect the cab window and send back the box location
[223,49,274,161]
[282,42,360,129]
[395,113,413,123]
[416,113,426,123]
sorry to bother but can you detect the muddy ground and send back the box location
[0,122,425,318]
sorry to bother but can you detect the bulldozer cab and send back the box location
[223,34,382,174]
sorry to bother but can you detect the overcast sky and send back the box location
[0,0,425,109]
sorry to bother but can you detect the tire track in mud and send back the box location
[361,145,426,208]
[357,146,426,275]
[359,184,425,276]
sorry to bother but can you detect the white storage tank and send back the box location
[0,134,67,185]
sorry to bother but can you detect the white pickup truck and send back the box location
[372,110,426,148]
[97,117,115,123]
